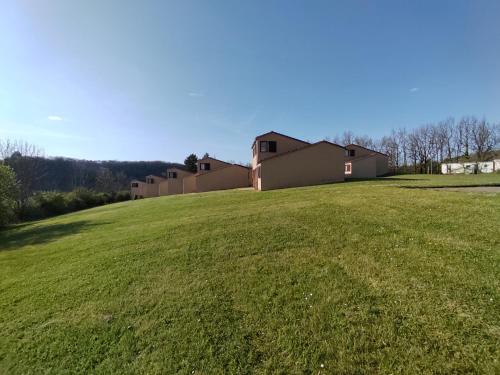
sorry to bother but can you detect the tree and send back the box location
[470,119,496,160]
[95,167,124,193]
[396,128,408,173]
[354,135,375,149]
[0,139,45,205]
[342,131,354,146]
[438,118,455,161]
[457,116,474,158]
[184,154,198,173]
[0,165,18,226]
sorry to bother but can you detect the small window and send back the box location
[348,149,355,157]
[147,178,155,184]
[131,182,139,188]
[259,141,277,153]
[200,163,211,171]
[167,171,177,179]
[345,163,352,174]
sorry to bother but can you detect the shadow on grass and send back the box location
[402,183,500,189]
[345,177,429,182]
[0,221,108,252]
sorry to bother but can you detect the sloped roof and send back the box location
[197,156,232,165]
[259,141,345,163]
[346,144,388,157]
[252,131,310,148]
[166,166,193,174]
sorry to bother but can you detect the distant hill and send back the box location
[31,157,184,192]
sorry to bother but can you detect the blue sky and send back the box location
[1,0,499,163]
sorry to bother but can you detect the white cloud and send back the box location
[409,87,419,93]
[188,92,204,97]
[0,122,88,140]
[48,115,64,121]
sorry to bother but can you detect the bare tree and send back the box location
[95,168,117,193]
[457,116,475,158]
[379,133,399,171]
[396,128,408,173]
[0,139,45,204]
[438,117,455,161]
[353,135,375,149]
[342,131,354,146]
[470,119,496,161]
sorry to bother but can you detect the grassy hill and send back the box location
[1,175,499,374]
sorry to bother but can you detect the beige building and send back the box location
[344,144,389,179]
[158,167,194,195]
[131,168,194,199]
[131,175,165,199]
[252,131,346,191]
[182,156,251,193]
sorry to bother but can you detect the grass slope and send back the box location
[1,175,499,374]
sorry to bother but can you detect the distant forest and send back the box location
[32,157,184,192]
[0,139,183,194]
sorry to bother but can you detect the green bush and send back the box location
[17,188,131,222]
[0,165,18,227]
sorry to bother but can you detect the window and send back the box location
[259,140,277,153]
[199,163,211,171]
[348,149,355,157]
[131,182,139,188]
[345,163,352,174]
[147,178,155,184]
[167,171,177,179]
[257,166,261,178]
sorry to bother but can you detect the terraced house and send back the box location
[130,175,165,199]
[344,144,389,179]
[252,131,346,191]
[131,168,194,199]
[182,156,251,193]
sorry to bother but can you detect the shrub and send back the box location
[0,165,18,227]
[16,188,131,222]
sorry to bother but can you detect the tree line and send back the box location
[0,139,184,226]
[328,116,499,173]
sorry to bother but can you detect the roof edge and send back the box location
[251,131,310,148]
[346,144,388,157]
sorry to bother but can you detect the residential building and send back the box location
[131,175,165,199]
[344,144,389,179]
[252,131,346,191]
[182,156,251,193]
[442,160,500,174]
[158,167,194,195]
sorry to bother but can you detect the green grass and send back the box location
[1,174,499,374]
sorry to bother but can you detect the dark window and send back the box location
[200,163,211,171]
[269,141,277,152]
[260,140,277,153]
[131,182,139,188]
[167,171,177,179]
[147,178,155,184]
[348,149,355,157]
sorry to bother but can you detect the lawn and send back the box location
[1,175,499,374]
